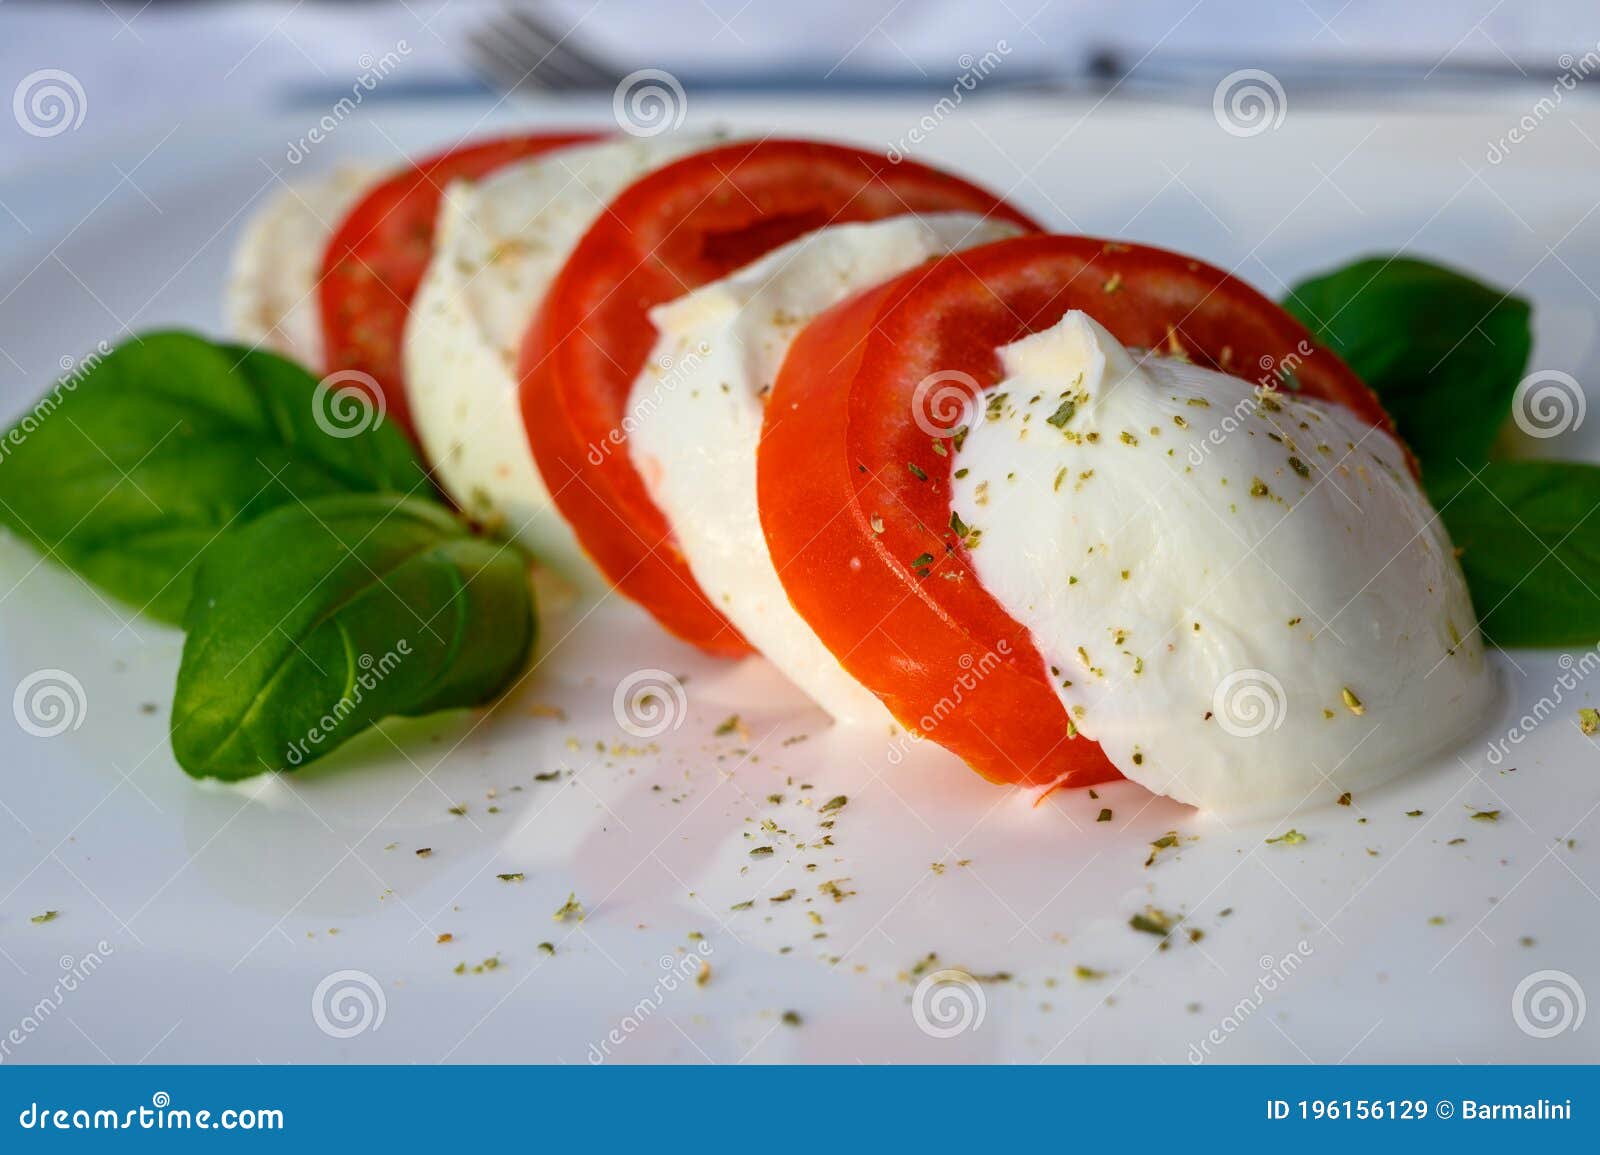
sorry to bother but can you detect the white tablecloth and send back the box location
[0,0,1591,174]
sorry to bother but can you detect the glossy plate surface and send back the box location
[0,97,1596,1063]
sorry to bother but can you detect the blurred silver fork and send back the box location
[467,4,625,93]
[466,8,1579,101]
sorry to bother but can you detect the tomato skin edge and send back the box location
[521,289,756,657]
[758,233,1396,791]
[317,131,603,441]
[757,275,1119,790]
[518,139,1043,660]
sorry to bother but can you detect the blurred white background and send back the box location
[0,0,1594,174]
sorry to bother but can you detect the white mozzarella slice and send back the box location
[405,135,712,593]
[950,311,1495,815]
[226,167,377,367]
[629,213,1022,725]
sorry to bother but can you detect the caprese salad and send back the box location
[9,125,1580,818]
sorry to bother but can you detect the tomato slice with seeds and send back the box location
[518,139,1040,656]
[757,234,1392,790]
[318,131,600,438]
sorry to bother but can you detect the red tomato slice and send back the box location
[519,139,1040,656]
[318,131,601,438]
[758,234,1393,790]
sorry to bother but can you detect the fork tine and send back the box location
[470,19,592,92]
[481,18,587,89]
[469,6,623,94]
[498,7,622,89]
[466,27,558,92]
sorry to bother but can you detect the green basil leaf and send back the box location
[1283,257,1531,472]
[1429,462,1600,648]
[171,494,535,779]
[0,331,430,622]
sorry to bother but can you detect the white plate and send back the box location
[2,94,1598,1065]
